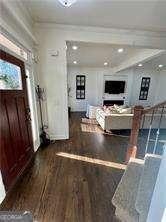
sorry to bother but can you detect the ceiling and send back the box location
[66,41,166,69]
[22,0,166,32]
[66,41,156,67]
[141,53,166,69]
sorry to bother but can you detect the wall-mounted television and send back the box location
[105,81,125,94]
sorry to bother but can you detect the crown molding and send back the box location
[1,0,37,44]
[16,0,35,25]
[35,22,166,38]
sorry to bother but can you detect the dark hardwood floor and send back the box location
[0,112,129,222]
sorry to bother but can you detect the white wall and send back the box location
[67,66,134,111]
[36,36,69,139]
[68,66,105,111]
[147,145,166,222]
[154,70,166,104]
[130,68,160,107]
[67,65,166,112]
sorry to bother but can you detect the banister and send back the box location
[143,101,166,114]
[125,106,144,163]
[125,100,166,163]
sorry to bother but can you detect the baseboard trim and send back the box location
[50,134,69,140]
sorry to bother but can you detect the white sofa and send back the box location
[96,107,166,131]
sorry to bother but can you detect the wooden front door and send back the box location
[0,50,34,191]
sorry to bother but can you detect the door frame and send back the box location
[0,49,34,191]
[0,31,40,152]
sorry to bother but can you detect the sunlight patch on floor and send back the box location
[81,118,98,125]
[81,123,103,134]
[56,152,126,170]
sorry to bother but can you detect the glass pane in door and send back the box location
[0,59,22,90]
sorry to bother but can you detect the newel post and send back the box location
[126,106,144,163]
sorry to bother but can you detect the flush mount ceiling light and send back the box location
[72,45,78,50]
[138,63,143,67]
[73,61,77,64]
[158,64,163,68]
[118,48,124,53]
[58,0,77,7]
[104,62,108,66]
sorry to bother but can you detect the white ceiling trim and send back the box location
[35,22,166,38]
[2,0,37,44]
[16,0,35,25]
[35,22,166,49]
[113,49,165,73]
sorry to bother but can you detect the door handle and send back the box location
[25,107,31,122]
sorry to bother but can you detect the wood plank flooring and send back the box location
[0,112,129,222]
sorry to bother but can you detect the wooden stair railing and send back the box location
[126,101,166,163]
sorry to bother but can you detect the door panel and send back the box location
[0,50,34,190]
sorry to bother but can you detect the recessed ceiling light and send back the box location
[104,62,108,66]
[158,64,163,68]
[138,63,143,67]
[72,45,78,50]
[73,61,77,64]
[118,48,124,53]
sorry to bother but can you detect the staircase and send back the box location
[112,154,161,222]
[126,101,166,162]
